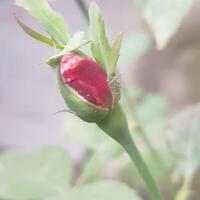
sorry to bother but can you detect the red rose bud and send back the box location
[57,54,113,122]
[61,55,112,108]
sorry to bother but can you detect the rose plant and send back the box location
[14,0,165,200]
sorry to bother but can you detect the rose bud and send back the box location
[57,54,113,123]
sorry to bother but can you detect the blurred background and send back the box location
[1,0,200,199]
[1,0,200,152]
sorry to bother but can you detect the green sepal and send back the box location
[109,77,121,108]
[15,16,64,49]
[57,68,109,123]
[46,56,61,72]
[89,2,123,79]
[16,0,69,45]
[46,32,89,70]
[46,51,87,72]
[62,32,89,52]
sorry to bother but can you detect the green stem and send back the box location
[123,136,164,200]
[123,88,175,198]
[97,105,164,200]
[122,86,167,171]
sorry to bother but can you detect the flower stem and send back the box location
[122,87,175,198]
[97,105,164,200]
[122,133,164,200]
[123,87,167,170]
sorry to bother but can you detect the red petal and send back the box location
[60,55,112,108]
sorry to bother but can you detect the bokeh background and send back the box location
[1,0,200,153]
[1,0,200,200]
[1,0,143,155]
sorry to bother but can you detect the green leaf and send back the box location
[16,0,69,45]
[63,113,124,183]
[135,0,194,49]
[0,146,72,199]
[15,16,64,49]
[136,94,167,129]
[167,103,200,178]
[89,2,122,78]
[76,140,123,184]
[69,181,142,200]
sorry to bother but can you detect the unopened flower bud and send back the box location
[57,54,113,122]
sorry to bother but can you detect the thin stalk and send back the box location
[122,87,169,173]
[122,132,165,200]
[123,88,175,198]
[98,105,165,200]
[75,0,89,22]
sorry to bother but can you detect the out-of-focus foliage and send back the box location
[167,103,200,179]
[64,113,124,183]
[118,32,151,67]
[136,94,167,131]
[0,146,72,199]
[64,113,107,149]
[75,140,123,184]
[134,0,194,49]
[0,146,141,200]
[69,181,142,200]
